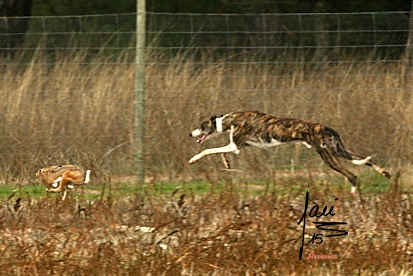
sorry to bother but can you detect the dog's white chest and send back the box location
[245,138,286,148]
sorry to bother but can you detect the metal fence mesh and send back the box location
[147,12,411,58]
[0,12,411,183]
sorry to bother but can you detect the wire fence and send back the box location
[0,11,412,184]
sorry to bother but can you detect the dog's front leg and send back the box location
[189,142,240,164]
[189,126,239,164]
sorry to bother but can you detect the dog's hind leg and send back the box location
[328,131,391,179]
[316,147,358,193]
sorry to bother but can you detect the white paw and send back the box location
[189,156,200,164]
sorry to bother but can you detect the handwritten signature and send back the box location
[297,186,349,260]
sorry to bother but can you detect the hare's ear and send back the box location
[51,165,62,173]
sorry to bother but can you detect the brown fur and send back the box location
[189,111,390,188]
[35,164,90,200]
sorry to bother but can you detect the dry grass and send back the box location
[0,178,412,275]
[0,48,412,273]
[0,49,411,184]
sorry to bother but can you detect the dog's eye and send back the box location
[201,121,211,130]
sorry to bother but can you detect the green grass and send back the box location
[0,184,45,200]
[0,170,394,203]
[358,171,394,193]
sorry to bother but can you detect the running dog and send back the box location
[35,165,90,201]
[189,111,390,192]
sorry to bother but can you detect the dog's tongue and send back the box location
[197,135,206,143]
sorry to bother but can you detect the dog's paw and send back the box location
[189,157,199,164]
[382,171,391,179]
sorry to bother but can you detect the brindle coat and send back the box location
[189,111,390,189]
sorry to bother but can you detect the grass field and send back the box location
[0,173,411,275]
[0,48,411,182]
[0,47,412,274]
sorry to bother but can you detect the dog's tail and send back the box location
[323,127,391,178]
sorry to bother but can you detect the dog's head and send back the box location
[190,115,219,143]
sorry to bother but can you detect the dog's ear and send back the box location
[210,115,217,122]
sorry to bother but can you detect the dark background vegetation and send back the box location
[26,0,413,15]
[1,0,413,17]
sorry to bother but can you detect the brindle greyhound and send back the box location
[189,111,390,192]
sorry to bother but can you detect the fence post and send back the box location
[135,0,146,183]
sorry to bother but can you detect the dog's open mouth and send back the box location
[196,135,207,143]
